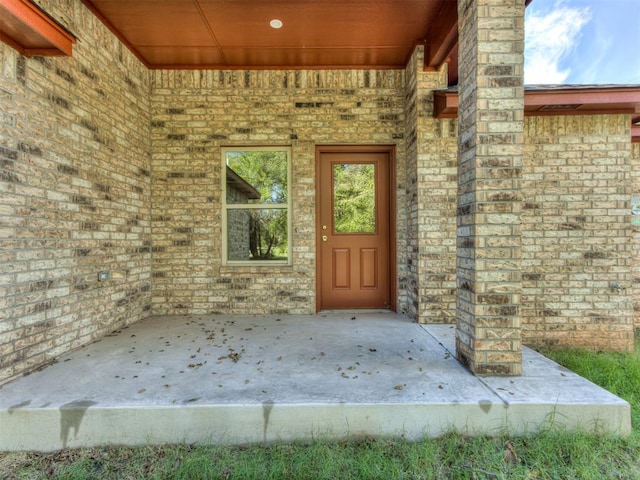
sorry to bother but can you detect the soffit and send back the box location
[81,0,458,73]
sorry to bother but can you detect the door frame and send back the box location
[315,145,397,312]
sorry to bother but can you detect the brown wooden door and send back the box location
[317,147,392,309]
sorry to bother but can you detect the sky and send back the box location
[524,0,640,85]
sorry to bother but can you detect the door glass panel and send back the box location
[333,163,376,233]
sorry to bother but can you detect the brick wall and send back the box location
[522,115,635,351]
[150,69,407,315]
[0,0,151,384]
[632,142,640,328]
[404,47,458,323]
[1,1,637,386]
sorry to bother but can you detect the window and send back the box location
[222,147,291,265]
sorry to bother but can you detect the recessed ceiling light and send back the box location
[270,19,283,29]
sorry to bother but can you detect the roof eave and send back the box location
[434,86,640,142]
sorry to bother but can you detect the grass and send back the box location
[2,432,638,480]
[2,339,640,479]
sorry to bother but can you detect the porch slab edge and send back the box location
[1,401,631,452]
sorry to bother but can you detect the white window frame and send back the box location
[221,146,292,266]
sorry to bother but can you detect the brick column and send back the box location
[455,0,525,375]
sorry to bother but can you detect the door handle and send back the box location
[322,235,328,242]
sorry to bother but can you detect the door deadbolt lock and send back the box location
[322,225,327,230]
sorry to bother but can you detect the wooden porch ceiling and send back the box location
[0,0,531,86]
[80,0,459,78]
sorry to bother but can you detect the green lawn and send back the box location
[2,339,640,480]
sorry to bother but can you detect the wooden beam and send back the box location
[0,0,75,56]
[433,90,458,118]
[423,0,457,71]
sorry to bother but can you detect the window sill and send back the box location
[220,264,293,273]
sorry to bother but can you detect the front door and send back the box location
[316,146,393,310]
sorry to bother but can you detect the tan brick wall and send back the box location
[150,70,407,315]
[1,1,637,387]
[455,0,525,375]
[0,0,152,385]
[631,142,640,328]
[404,47,458,323]
[522,115,635,351]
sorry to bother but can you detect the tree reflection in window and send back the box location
[333,163,376,234]
[224,149,290,263]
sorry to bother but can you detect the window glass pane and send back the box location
[226,208,288,261]
[333,163,376,233]
[226,151,288,204]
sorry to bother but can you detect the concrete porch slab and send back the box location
[0,312,631,451]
